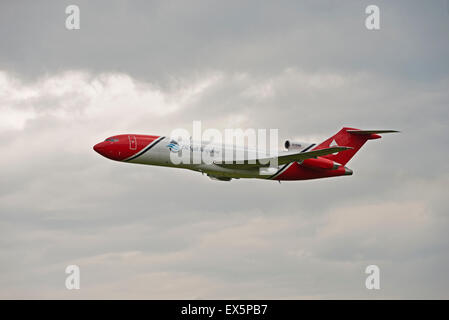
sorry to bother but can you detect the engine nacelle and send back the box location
[284,140,303,150]
[301,157,340,170]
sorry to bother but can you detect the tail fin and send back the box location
[313,127,398,165]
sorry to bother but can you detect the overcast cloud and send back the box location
[0,0,448,299]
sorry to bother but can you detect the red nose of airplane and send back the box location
[93,136,138,161]
[93,142,107,157]
[93,141,119,160]
[94,134,161,161]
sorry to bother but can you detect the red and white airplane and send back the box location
[93,127,397,181]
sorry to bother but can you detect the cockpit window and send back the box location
[105,138,119,142]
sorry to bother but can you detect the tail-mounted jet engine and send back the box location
[301,157,340,170]
[285,140,341,170]
[284,140,303,150]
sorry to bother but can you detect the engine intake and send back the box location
[284,140,303,150]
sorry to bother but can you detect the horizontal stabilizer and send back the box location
[347,130,399,135]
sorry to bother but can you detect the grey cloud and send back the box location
[1,1,448,82]
[1,1,449,299]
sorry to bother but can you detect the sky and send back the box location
[0,0,448,299]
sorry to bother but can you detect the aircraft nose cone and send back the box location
[93,142,106,156]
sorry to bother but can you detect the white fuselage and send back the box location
[125,137,313,180]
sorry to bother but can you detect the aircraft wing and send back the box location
[213,146,352,169]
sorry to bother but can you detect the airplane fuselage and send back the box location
[93,133,354,181]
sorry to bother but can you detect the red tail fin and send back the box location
[313,127,392,165]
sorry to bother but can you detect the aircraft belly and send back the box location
[196,164,280,179]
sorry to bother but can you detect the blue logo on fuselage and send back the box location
[166,140,180,152]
